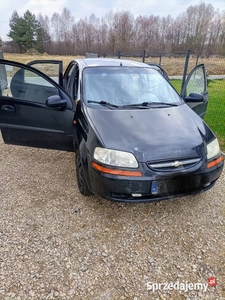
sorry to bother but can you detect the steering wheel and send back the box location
[138,92,159,103]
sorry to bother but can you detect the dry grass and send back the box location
[123,55,225,76]
[3,53,225,76]
[4,53,84,72]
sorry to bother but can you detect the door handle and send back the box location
[1,105,15,112]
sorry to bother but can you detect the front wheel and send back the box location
[75,150,92,196]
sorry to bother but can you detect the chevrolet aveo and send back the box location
[0,58,223,202]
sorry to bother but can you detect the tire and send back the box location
[75,150,92,196]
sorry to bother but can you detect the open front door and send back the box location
[181,64,208,119]
[0,59,75,151]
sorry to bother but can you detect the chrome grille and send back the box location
[147,157,201,172]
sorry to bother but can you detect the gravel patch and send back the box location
[0,136,224,300]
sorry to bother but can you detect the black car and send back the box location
[0,58,223,202]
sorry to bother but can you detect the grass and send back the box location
[171,79,225,151]
[204,80,225,151]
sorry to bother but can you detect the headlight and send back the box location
[207,138,220,160]
[93,147,138,168]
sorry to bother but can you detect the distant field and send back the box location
[4,53,225,76]
[141,55,225,76]
[4,53,83,72]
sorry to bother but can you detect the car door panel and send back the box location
[1,127,74,151]
[0,59,75,151]
[181,64,208,119]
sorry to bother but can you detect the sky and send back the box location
[0,0,224,40]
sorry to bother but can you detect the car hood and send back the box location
[86,104,212,162]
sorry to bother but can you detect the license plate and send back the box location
[151,176,201,195]
[151,181,158,194]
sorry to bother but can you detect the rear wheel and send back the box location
[75,150,92,196]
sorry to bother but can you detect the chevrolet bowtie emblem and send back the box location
[171,161,183,167]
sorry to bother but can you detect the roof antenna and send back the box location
[120,62,123,66]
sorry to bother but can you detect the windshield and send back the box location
[83,66,181,107]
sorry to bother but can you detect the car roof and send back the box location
[74,58,150,70]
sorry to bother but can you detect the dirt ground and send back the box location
[0,136,224,299]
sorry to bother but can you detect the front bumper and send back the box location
[88,158,224,203]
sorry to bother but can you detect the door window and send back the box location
[1,63,58,103]
[186,67,205,96]
[24,69,53,86]
[27,61,63,85]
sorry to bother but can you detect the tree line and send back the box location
[2,2,225,56]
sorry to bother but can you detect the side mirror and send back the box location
[46,95,67,109]
[184,93,204,103]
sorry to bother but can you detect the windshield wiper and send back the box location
[88,100,119,108]
[121,103,151,109]
[141,101,178,107]
[121,101,178,109]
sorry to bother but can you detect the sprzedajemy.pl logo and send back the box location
[146,277,217,293]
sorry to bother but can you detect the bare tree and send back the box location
[183,3,215,53]
[7,3,225,55]
[37,13,51,52]
[219,11,225,54]
[105,11,134,53]
[50,8,75,54]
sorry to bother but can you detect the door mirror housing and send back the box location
[46,95,67,109]
[184,93,204,103]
